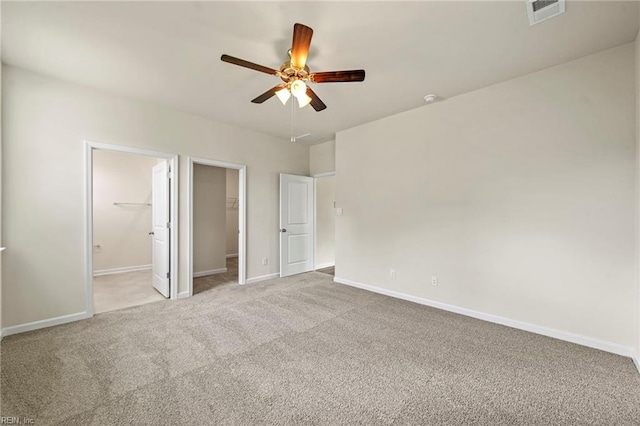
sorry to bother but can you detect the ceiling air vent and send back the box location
[527,0,565,26]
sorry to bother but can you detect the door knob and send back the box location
[148,232,154,236]
[280,229,287,233]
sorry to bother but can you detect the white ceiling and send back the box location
[2,1,638,145]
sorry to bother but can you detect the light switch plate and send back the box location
[336,207,343,216]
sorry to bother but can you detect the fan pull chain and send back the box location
[290,96,296,143]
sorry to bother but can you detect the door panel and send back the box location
[287,234,309,264]
[280,174,314,277]
[152,161,170,297]
[287,182,309,224]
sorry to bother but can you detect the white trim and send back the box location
[86,141,177,160]
[334,276,635,358]
[313,177,317,279]
[193,268,227,278]
[226,253,238,259]
[311,171,336,178]
[0,247,6,252]
[93,264,152,276]
[2,312,91,337]
[84,142,94,317]
[85,140,180,320]
[315,262,335,270]
[170,157,179,301]
[188,157,247,299]
[246,273,280,284]
[633,353,640,375]
[178,291,190,300]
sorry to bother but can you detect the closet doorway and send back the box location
[188,157,246,297]
[85,141,179,315]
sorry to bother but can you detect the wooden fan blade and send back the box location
[306,86,327,112]
[251,85,285,104]
[221,54,278,75]
[290,23,313,69]
[311,70,366,83]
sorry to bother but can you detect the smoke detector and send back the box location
[527,0,565,26]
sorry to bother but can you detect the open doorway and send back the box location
[85,141,179,316]
[188,157,246,297]
[314,173,336,276]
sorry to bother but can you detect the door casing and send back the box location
[84,141,179,317]
[187,157,247,297]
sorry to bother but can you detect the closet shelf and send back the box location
[113,202,152,206]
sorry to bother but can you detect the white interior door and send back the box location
[152,161,170,297]
[280,173,314,277]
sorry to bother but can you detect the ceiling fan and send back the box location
[221,23,365,112]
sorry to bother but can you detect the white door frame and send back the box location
[188,157,247,297]
[312,171,336,270]
[84,140,180,317]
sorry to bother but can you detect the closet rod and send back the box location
[113,202,152,206]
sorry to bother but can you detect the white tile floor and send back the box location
[93,269,166,314]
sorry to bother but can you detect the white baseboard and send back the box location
[193,268,227,278]
[226,253,238,259]
[246,272,280,284]
[315,262,335,270]
[93,264,151,276]
[333,276,635,358]
[1,311,91,338]
[178,291,190,300]
[633,353,640,375]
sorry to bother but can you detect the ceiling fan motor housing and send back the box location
[279,62,311,85]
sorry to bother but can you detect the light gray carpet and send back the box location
[193,257,238,295]
[2,272,639,425]
[316,265,335,276]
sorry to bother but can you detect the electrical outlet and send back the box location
[390,269,396,279]
[262,257,268,266]
[431,276,438,286]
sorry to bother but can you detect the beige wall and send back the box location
[335,44,637,348]
[1,65,308,328]
[310,140,336,175]
[315,175,335,268]
[92,150,157,272]
[0,20,3,334]
[636,26,640,358]
[226,168,239,257]
[193,164,226,275]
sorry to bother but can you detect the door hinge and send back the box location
[167,171,172,179]
[167,222,172,229]
[166,272,170,279]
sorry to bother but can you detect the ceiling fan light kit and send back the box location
[221,23,366,112]
[275,87,291,105]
